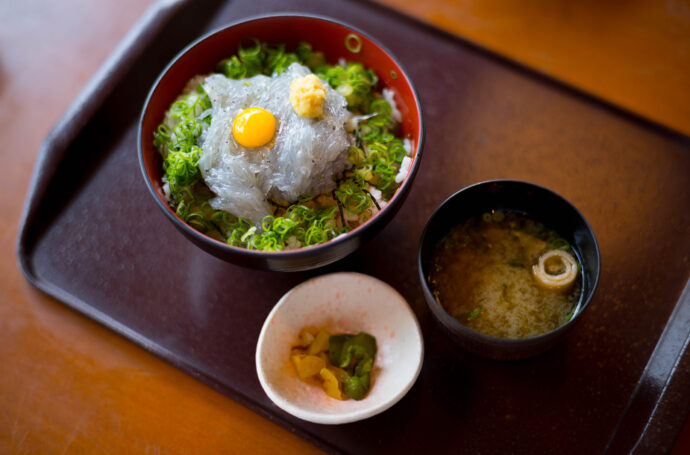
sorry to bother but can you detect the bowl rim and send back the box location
[137,13,425,260]
[417,178,601,346]
[255,271,424,424]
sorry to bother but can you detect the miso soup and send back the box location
[429,210,581,339]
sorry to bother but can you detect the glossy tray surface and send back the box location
[18,0,690,453]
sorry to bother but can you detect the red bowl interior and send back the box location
[140,14,423,253]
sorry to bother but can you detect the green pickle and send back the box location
[328,332,377,400]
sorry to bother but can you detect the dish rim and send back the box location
[255,271,424,424]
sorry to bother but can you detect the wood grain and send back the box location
[378,0,690,136]
[1,0,688,453]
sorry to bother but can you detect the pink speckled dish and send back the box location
[255,272,424,424]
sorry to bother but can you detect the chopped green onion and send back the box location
[345,33,362,53]
[467,306,484,320]
[551,238,571,251]
[238,37,261,58]
[363,188,381,211]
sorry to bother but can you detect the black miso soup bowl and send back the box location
[418,180,600,360]
[138,14,424,272]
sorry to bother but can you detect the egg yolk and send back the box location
[232,107,276,148]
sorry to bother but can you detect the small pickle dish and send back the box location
[255,273,424,424]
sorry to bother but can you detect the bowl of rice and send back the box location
[138,14,424,271]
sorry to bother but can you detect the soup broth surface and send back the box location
[429,211,581,339]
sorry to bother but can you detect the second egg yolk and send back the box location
[232,107,276,148]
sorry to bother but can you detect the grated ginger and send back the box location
[290,74,327,117]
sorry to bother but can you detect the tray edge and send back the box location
[16,0,191,283]
[606,278,690,453]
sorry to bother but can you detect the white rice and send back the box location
[382,88,402,123]
[395,156,413,184]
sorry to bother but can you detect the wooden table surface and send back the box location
[1,0,688,453]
